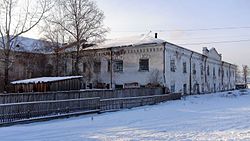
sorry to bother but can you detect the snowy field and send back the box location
[0,90,250,141]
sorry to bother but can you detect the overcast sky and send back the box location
[95,0,250,67]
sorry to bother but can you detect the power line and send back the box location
[178,39,250,45]
[111,26,250,33]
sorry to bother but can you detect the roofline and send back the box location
[165,41,236,67]
[83,42,166,51]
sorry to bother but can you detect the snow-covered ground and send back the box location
[0,90,250,141]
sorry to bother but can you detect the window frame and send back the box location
[139,59,149,71]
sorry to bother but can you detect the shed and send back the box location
[11,76,83,93]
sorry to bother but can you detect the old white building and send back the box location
[69,34,236,95]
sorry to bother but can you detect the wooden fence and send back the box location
[101,94,181,112]
[0,88,181,126]
[0,97,100,123]
[0,88,163,104]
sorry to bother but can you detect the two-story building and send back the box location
[67,34,236,94]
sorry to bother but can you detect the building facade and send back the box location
[72,35,236,95]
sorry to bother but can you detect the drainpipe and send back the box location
[222,62,224,90]
[204,56,207,82]
[229,64,231,90]
[163,42,167,88]
[109,48,113,89]
[189,51,194,95]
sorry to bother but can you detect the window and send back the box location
[107,60,111,72]
[183,84,187,94]
[213,67,216,77]
[218,68,221,77]
[183,62,187,73]
[94,62,101,73]
[139,59,149,71]
[201,83,204,93]
[171,84,175,93]
[201,64,204,75]
[114,60,123,72]
[170,59,175,72]
[207,65,210,76]
[192,63,196,75]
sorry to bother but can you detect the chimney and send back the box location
[202,47,209,55]
[155,33,158,38]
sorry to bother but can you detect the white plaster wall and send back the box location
[95,44,165,88]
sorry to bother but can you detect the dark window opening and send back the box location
[139,59,149,71]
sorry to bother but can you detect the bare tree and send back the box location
[40,20,67,76]
[51,0,108,75]
[0,0,51,91]
[242,65,249,85]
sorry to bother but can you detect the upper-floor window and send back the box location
[139,59,149,71]
[170,59,176,72]
[192,63,196,75]
[114,60,123,72]
[218,68,221,77]
[94,62,101,73]
[207,65,210,76]
[213,67,216,77]
[201,64,204,75]
[107,60,111,72]
[183,62,187,73]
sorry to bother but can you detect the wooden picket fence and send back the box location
[0,88,163,104]
[0,88,181,126]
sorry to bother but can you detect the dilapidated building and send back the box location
[66,34,237,95]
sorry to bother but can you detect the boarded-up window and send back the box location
[139,59,149,71]
[94,62,101,73]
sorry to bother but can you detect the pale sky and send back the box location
[95,0,250,67]
[26,0,250,67]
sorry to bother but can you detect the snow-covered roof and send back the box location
[11,76,83,84]
[84,34,166,50]
[0,36,54,54]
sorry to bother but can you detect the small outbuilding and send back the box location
[11,76,83,93]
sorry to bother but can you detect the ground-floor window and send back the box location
[171,84,175,93]
[183,84,187,94]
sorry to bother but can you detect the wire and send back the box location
[111,26,250,33]
[178,39,250,45]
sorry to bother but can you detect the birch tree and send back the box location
[0,0,51,91]
[51,0,108,75]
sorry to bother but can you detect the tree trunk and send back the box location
[4,56,10,92]
[3,34,11,92]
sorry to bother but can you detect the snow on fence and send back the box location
[0,88,181,126]
[0,88,163,104]
[0,97,100,123]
